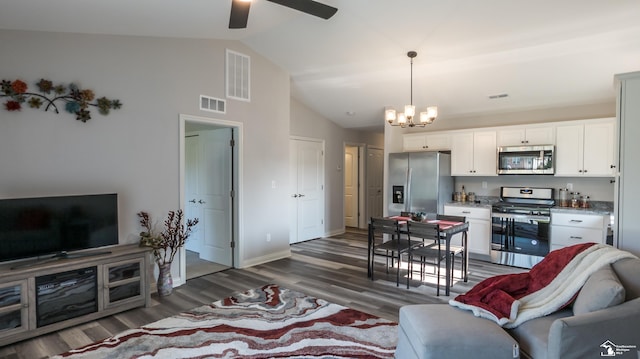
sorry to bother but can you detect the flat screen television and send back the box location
[0,193,119,263]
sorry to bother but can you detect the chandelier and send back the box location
[385,51,438,127]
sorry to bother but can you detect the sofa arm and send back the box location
[547,298,640,359]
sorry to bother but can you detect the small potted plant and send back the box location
[138,209,199,296]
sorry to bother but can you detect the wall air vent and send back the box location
[200,95,226,113]
[488,93,509,99]
[226,49,250,102]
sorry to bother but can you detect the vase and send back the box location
[157,262,173,296]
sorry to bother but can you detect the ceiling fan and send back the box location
[229,0,338,29]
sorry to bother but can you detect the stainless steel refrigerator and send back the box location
[388,152,453,216]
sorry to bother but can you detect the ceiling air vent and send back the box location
[226,49,250,102]
[200,95,226,114]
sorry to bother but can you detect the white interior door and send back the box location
[199,129,232,265]
[185,135,203,254]
[367,147,384,220]
[185,129,233,266]
[290,138,324,244]
[344,145,359,227]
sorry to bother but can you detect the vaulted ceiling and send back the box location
[2,0,639,130]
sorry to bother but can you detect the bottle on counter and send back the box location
[581,195,590,208]
[468,192,476,202]
[558,188,569,207]
[461,186,467,202]
[571,192,580,208]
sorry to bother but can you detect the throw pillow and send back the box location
[573,264,625,315]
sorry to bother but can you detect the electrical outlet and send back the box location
[271,180,276,189]
[266,233,271,242]
[482,181,488,189]
[567,183,573,190]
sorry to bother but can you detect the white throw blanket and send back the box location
[450,243,637,328]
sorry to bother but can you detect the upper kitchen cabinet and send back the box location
[403,132,451,152]
[555,118,616,177]
[451,130,497,176]
[496,125,555,146]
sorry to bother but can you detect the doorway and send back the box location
[344,144,384,230]
[344,144,366,229]
[179,114,242,283]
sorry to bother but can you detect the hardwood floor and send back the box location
[0,229,523,359]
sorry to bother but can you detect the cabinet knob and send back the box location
[198,200,206,204]
[570,236,583,240]
[189,199,196,203]
[610,164,616,169]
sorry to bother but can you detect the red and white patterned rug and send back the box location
[52,284,398,358]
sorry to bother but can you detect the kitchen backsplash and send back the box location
[454,176,614,202]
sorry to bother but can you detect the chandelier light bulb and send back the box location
[397,112,407,125]
[404,104,415,119]
[385,108,397,123]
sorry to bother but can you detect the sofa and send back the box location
[396,256,640,359]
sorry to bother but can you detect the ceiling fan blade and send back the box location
[266,0,338,20]
[229,0,251,29]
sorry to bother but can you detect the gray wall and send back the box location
[0,30,292,277]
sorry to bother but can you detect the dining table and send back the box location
[368,216,470,296]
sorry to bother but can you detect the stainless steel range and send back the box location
[491,187,554,268]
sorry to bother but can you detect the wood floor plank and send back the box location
[0,229,522,358]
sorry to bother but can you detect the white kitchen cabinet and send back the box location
[403,132,451,152]
[555,118,616,177]
[451,130,497,176]
[496,125,555,146]
[550,212,607,251]
[444,205,491,255]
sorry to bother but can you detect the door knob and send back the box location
[189,199,196,203]
[198,200,206,204]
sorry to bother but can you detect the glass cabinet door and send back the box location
[0,280,28,338]
[104,259,143,307]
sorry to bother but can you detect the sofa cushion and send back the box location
[397,304,519,359]
[611,257,640,300]
[573,264,625,315]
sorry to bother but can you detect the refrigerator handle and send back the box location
[405,167,412,213]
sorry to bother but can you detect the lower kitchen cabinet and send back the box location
[444,205,491,255]
[550,212,607,251]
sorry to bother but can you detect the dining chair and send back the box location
[368,217,422,287]
[436,214,467,285]
[406,221,448,295]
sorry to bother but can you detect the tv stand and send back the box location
[0,244,150,347]
[9,250,114,270]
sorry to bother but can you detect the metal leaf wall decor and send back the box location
[1,79,122,122]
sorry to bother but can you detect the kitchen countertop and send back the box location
[550,201,613,215]
[446,197,613,215]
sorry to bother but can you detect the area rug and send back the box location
[52,284,397,358]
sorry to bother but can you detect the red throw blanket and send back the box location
[449,243,637,328]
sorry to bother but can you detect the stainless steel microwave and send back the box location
[497,145,554,174]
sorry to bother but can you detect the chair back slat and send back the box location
[406,221,440,241]
[370,217,400,236]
